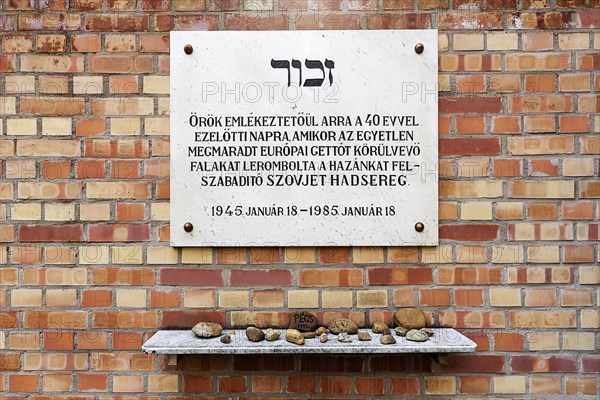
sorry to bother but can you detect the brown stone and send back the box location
[285,328,305,345]
[420,328,434,337]
[393,308,426,329]
[246,326,265,342]
[192,322,222,338]
[220,334,231,343]
[302,332,316,339]
[288,311,318,332]
[395,326,409,336]
[372,320,389,334]
[358,331,372,341]
[315,326,327,335]
[380,334,396,345]
[327,318,358,334]
[406,329,429,342]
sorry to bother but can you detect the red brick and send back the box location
[9,375,38,392]
[287,376,316,393]
[440,138,501,156]
[20,225,83,242]
[76,160,105,179]
[252,375,282,393]
[113,332,142,350]
[79,373,108,391]
[183,375,212,392]
[251,247,281,264]
[321,376,351,394]
[391,377,420,395]
[88,224,149,242]
[493,332,524,351]
[90,55,153,73]
[156,14,219,31]
[0,312,18,328]
[456,116,485,134]
[439,224,499,241]
[454,289,484,307]
[42,160,71,179]
[367,13,433,29]
[419,288,451,306]
[77,331,108,350]
[82,290,112,308]
[160,268,223,286]
[441,354,504,373]
[150,289,180,307]
[232,354,294,372]
[45,331,74,350]
[230,270,292,286]
[111,161,141,179]
[369,267,433,285]
[320,247,350,263]
[439,11,503,29]
[511,355,577,372]
[460,376,490,394]
[439,96,502,113]
[370,355,432,373]
[92,310,157,329]
[163,311,226,329]
[300,269,363,286]
[493,159,521,177]
[116,203,145,221]
[85,15,149,31]
[76,118,105,136]
[72,35,101,52]
[92,268,155,285]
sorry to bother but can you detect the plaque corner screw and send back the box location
[415,43,424,54]
[415,222,425,232]
[184,222,193,232]
[184,44,193,55]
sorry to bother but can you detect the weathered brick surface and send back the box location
[0,0,598,397]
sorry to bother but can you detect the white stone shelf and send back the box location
[142,328,476,356]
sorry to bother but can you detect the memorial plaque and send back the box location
[170,30,438,247]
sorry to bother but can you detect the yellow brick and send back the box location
[0,247,7,264]
[12,289,43,307]
[581,310,600,329]
[79,246,110,264]
[563,158,594,176]
[421,245,452,264]
[10,332,40,350]
[0,184,11,200]
[558,32,590,50]
[6,160,36,179]
[493,376,526,394]
[353,247,383,263]
[487,32,518,50]
[492,245,524,264]
[0,97,16,114]
[425,376,456,395]
[284,247,315,263]
[80,203,111,221]
[145,117,170,136]
[105,34,136,52]
[45,203,75,221]
[158,98,169,115]
[92,98,153,116]
[148,374,178,393]
[7,118,37,136]
[579,266,600,284]
[183,289,214,308]
[457,158,489,177]
[86,182,148,199]
[181,248,212,264]
[112,246,143,264]
[456,245,487,264]
[111,118,140,136]
[42,117,71,136]
[528,246,560,263]
[143,76,169,94]
[150,203,169,221]
[438,33,449,51]
[461,202,492,220]
[0,331,5,349]
[563,332,595,350]
[11,204,42,220]
[561,288,592,306]
[595,32,600,49]
[322,291,353,308]
[45,247,76,264]
[438,74,450,92]
[496,202,523,220]
[288,290,319,308]
[2,35,33,53]
[113,375,143,393]
[490,288,521,306]
[357,290,388,308]
[440,181,503,198]
[5,76,35,94]
[147,247,178,264]
[454,33,484,51]
[116,289,146,308]
[73,76,103,95]
[528,332,560,351]
[45,268,86,285]
[559,73,590,92]
[219,291,249,308]
[511,311,575,328]
[46,289,77,307]
[243,0,272,10]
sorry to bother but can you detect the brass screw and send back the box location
[414,43,424,54]
[184,44,193,55]
[415,222,425,232]
[183,222,193,232]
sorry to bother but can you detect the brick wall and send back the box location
[0,0,598,397]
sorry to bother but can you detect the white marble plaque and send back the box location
[170,30,438,247]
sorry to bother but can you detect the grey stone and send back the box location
[265,328,280,341]
[289,312,318,332]
[406,329,429,342]
[327,318,358,334]
[358,331,372,341]
[393,308,426,330]
[319,333,328,343]
[246,327,265,342]
[337,332,352,343]
[285,329,305,345]
[420,328,434,337]
[192,322,223,338]
[380,334,396,345]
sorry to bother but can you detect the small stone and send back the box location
[420,328,434,337]
[393,308,426,330]
[395,327,409,336]
[265,328,280,341]
[319,333,328,343]
[406,329,429,342]
[192,322,223,338]
[288,312,318,332]
[327,318,358,334]
[358,331,372,341]
[315,327,327,335]
[380,334,396,345]
[337,332,352,343]
[302,332,316,339]
[220,334,231,344]
[246,326,265,342]
[371,321,388,334]
[285,329,305,345]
